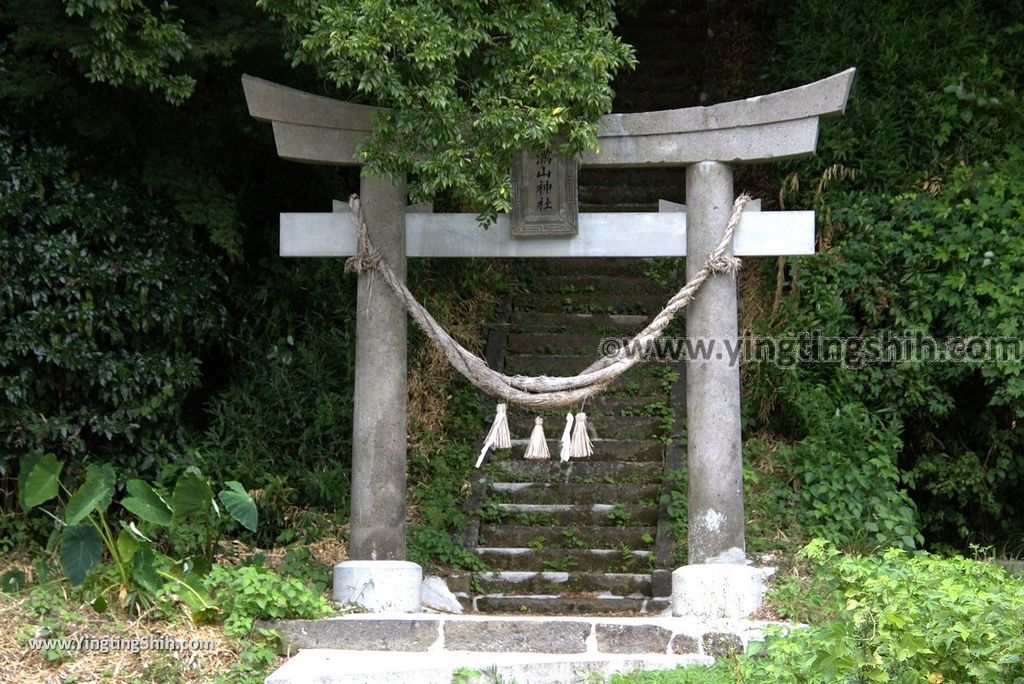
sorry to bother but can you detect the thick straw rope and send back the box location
[345,193,748,409]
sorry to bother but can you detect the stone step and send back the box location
[525,275,671,295]
[471,595,671,616]
[479,525,656,549]
[507,332,613,355]
[526,258,656,276]
[519,293,667,316]
[488,503,659,527]
[258,610,753,659]
[488,482,661,505]
[266,650,712,684]
[508,311,649,333]
[579,167,685,190]
[494,439,664,463]
[489,459,663,485]
[474,547,653,573]
[507,412,666,440]
[498,392,671,416]
[470,571,652,597]
[584,393,673,415]
[506,334,686,366]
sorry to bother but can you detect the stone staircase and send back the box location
[459,257,684,615]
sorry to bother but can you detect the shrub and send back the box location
[745,540,1024,684]
[0,132,225,478]
[762,388,922,552]
[755,0,1024,553]
[203,564,332,637]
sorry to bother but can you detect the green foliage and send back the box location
[59,523,104,586]
[17,454,256,618]
[611,664,735,684]
[199,259,358,546]
[219,481,259,533]
[408,523,486,571]
[63,0,194,103]
[761,390,921,552]
[757,156,1024,550]
[607,503,633,527]
[662,467,687,565]
[64,463,115,526]
[0,133,225,476]
[756,0,1024,553]
[220,628,283,684]
[766,0,1024,190]
[743,540,1024,684]
[17,452,63,509]
[122,479,173,526]
[203,564,331,637]
[260,0,637,222]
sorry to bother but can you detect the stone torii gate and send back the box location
[243,68,854,608]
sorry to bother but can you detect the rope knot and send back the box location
[709,254,742,275]
[345,247,383,275]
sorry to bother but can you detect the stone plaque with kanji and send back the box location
[511,147,579,237]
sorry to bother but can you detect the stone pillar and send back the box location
[684,161,745,563]
[348,173,408,561]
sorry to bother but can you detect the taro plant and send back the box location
[17,452,256,617]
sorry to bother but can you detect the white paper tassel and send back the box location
[559,413,574,462]
[570,412,593,459]
[475,403,512,468]
[523,417,550,460]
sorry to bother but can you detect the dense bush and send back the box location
[198,257,359,546]
[746,541,1024,683]
[0,132,225,478]
[617,541,1024,683]
[754,0,1024,553]
[751,388,921,552]
[766,0,1024,190]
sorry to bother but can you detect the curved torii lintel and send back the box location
[584,67,856,166]
[242,68,855,167]
[242,74,377,166]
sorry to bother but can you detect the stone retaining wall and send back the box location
[259,615,793,659]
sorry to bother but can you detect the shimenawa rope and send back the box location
[344,193,747,411]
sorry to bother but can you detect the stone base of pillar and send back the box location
[333,560,423,613]
[671,563,775,621]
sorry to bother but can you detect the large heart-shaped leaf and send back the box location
[122,479,172,526]
[61,524,103,586]
[19,453,62,509]
[218,481,258,532]
[65,464,116,525]
[131,544,161,593]
[116,529,140,563]
[172,472,213,522]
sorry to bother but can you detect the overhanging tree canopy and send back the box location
[259,0,638,222]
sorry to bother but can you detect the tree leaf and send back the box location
[19,453,62,509]
[171,472,213,522]
[65,464,116,525]
[218,481,257,532]
[122,479,172,526]
[61,524,103,586]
